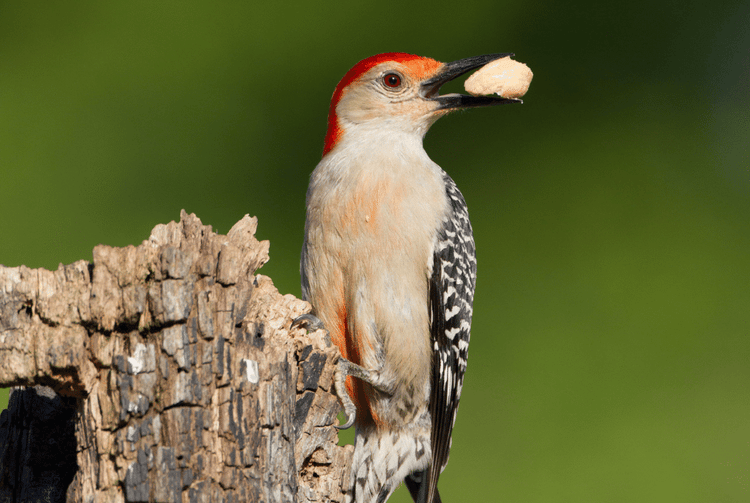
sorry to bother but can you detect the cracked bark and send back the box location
[0,211,352,503]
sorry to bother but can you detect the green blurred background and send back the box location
[1,1,748,501]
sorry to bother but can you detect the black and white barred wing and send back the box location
[424,174,477,502]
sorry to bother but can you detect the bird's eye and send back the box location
[383,73,402,88]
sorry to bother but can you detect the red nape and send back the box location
[322,53,442,157]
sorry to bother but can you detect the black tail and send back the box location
[405,471,442,503]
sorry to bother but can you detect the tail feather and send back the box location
[405,471,443,503]
[347,426,431,503]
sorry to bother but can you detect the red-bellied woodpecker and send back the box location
[299,53,520,503]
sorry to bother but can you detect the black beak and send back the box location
[421,53,522,109]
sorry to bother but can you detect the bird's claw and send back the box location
[292,313,328,333]
[294,315,392,429]
[335,357,357,429]
[333,357,398,430]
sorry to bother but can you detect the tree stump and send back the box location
[0,211,352,502]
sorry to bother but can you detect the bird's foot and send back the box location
[334,357,357,430]
[294,315,394,430]
[292,313,328,334]
[334,357,396,430]
[338,358,396,396]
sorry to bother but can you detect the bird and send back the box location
[299,52,520,503]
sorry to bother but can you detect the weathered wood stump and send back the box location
[0,211,352,502]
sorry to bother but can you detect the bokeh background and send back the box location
[1,1,748,501]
